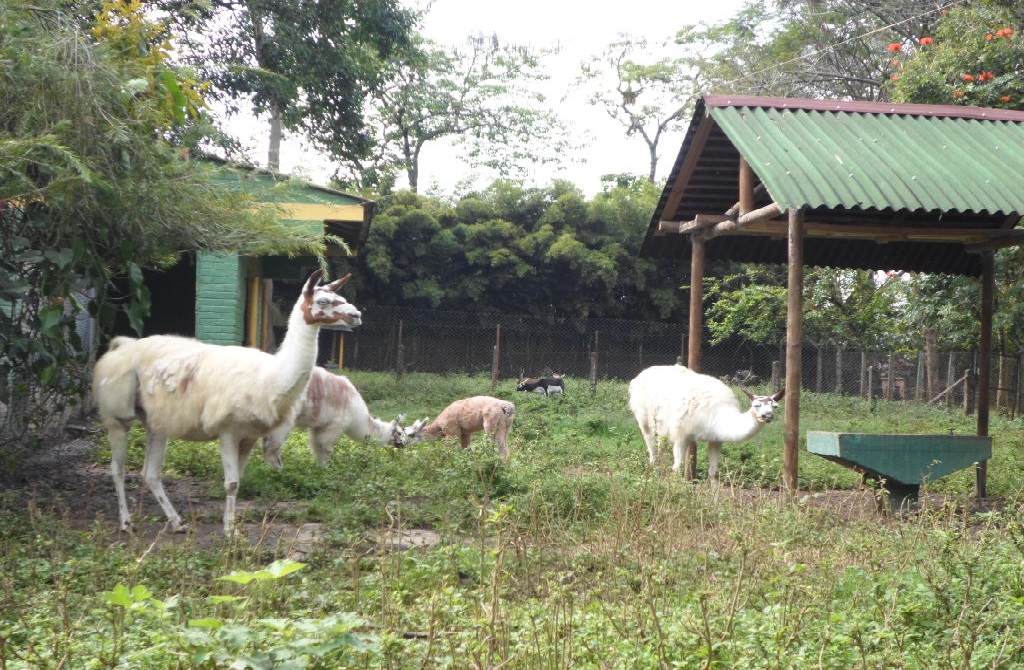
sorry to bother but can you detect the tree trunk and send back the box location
[268,105,283,172]
[834,345,844,393]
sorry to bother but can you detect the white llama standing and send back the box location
[93,270,360,535]
[628,364,784,479]
[261,366,412,469]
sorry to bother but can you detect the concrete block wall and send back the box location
[195,252,246,345]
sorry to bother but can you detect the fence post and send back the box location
[964,368,975,415]
[491,324,501,390]
[771,360,782,391]
[590,330,599,390]
[396,320,405,379]
[946,354,956,409]
[858,351,866,398]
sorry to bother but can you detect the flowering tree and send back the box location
[885,3,1024,371]
[886,4,1024,108]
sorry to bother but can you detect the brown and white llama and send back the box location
[92,270,360,535]
[628,363,784,479]
[406,396,516,458]
[261,366,412,469]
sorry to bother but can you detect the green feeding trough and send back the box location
[806,431,992,511]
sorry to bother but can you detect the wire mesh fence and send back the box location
[338,305,1018,415]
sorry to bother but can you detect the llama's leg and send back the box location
[141,431,186,532]
[494,424,511,458]
[459,432,472,449]
[636,418,658,465]
[707,442,722,481]
[312,427,341,466]
[219,435,243,536]
[108,420,134,531]
[262,425,288,471]
[671,438,686,472]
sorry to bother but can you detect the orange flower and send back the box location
[962,74,975,81]
[1002,96,1012,102]
[954,91,965,98]
[982,72,995,81]
[891,75,900,81]
[919,37,934,45]
[887,43,902,52]
[987,33,995,40]
[1005,28,1015,37]
[892,58,900,66]
[997,29,1006,37]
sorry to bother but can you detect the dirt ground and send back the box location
[0,428,446,557]
[0,427,1004,558]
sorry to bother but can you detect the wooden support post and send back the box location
[685,236,706,479]
[783,208,804,495]
[739,157,755,215]
[977,252,994,499]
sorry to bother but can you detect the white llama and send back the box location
[93,270,360,535]
[406,396,516,458]
[628,364,784,479]
[261,366,412,469]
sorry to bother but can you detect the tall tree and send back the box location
[336,35,570,194]
[173,0,417,171]
[695,0,944,100]
[578,34,702,182]
[0,0,314,449]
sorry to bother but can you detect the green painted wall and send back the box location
[195,252,247,345]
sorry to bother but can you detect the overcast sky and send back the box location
[256,0,748,196]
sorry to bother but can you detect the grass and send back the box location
[4,371,1024,668]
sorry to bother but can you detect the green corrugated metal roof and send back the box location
[709,103,1024,216]
[643,96,1024,275]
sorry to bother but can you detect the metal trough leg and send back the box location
[876,479,919,514]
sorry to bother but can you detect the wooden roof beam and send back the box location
[709,219,1024,246]
[658,111,718,226]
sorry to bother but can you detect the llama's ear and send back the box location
[396,413,407,423]
[772,388,786,401]
[303,269,324,296]
[324,272,352,292]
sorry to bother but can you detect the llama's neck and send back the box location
[365,416,395,444]
[705,408,767,443]
[270,301,321,397]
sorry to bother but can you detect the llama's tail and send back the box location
[107,336,137,352]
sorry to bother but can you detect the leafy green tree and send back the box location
[0,0,314,448]
[344,179,684,321]
[336,35,570,194]
[172,0,417,170]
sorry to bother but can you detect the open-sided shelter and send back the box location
[641,94,1024,495]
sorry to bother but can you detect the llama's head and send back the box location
[386,413,412,447]
[743,387,785,424]
[301,270,362,330]
[400,417,431,445]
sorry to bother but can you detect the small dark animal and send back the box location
[517,373,565,396]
